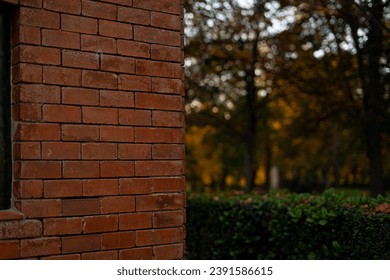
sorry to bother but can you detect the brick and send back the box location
[82,179,119,196]
[118,75,151,92]
[42,29,80,49]
[100,126,134,142]
[18,7,60,29]
[83,107,118,124]
[82,143,117,159]
[43,217,83,236]
[118,144,151,160]
[43,104,82,123]
[151,44,181,62]
[151,12,181,31]
[134,26,180,46]
[12,25,41,46]
[82,250,118,260]
[136,60,182,78]
[42,142,80,160]
[136,194,184,211]
[62,234,101,253]
[43,180,83,198]
[63,161,100,178]
[119,109,151,126]
[101,55,135,74]
[99,20,133,39]
[153,243,184,260]
[61,124,99,141]
[100,90,134,108]
[100,161,134,177]
[13,142,41,160]
[119,178,153,195]
[83,215,118,233]
[135,93,183,111]
[134,127,183,143]
[43,0,81,14]
[62,198,100,216]
[152,77,183,94]
[119,247,152,260]
[17,84,60,104]
[102,232,135,250]
[101,196,135,214]
[41,254,81,260]
[0,241,20,259]
[153,210,184,228]
[61,124,99,142]
[13,180,43,199]
[117,40,150,58]
[17,45,60,65]
[136,227,183,246]
[12,63,42,84]
[152,144,184,159]
[81,34,116,54]
[19,0,42,8]
[0,220,42,239]
[119,212,151,230]
[15,123,60,141]
[62,14,98,35]
[62,50,99,70]
[153,111,183,128]
[62,87,99,106]
[43,66,81,86]
[82,0,117,20]
[153,177,184,192]
[133,0,180,14]
[117,6,150,25]
[16,161,61,179]
[21,237,61,258]
[13,103,42,122]
[20,199,62,218]
[82,70,118,90]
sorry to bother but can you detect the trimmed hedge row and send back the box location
[186,190,390,259]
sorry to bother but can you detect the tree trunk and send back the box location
[365,0,385,196]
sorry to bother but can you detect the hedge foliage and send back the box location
[186,190,390,259]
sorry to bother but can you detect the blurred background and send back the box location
[183,0,390,196]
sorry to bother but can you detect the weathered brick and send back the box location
[12,63,42,83]
[151,45,182,62]
[118,144,151,160]
[12,25,41,46]
[134,26,180,47]
[135,227,183,246]
[61,124,99,141]
[81,34,116,54]
[43,217,83,236]
[119,247,152,260]
[101,196,135,214]
[63,161,100,178]
[153,210,184,228]
[13,180,43,199]
[136,194,184,211]
[13,142,41,160]
[153,177,184,192]
[82,215,118,233]
[82,179,119,196]
[16,45,60,65]
[62,198,100,216]
[119,212,152,230]
[21,237,61,258]
[152,77,183,94]
[43,66,81,87]
[99,20,133,39]
[151,12,181,31]
[119,178,153,195]
[152,111,183,128]
[62,234,101,253]
[0,220,42,239]
[100,161,134,178]
[62,87,99,106]
[43,180,83,198]
[119,109,151,126]
[135,93,183,111]
[62,50,99,70]
[83,106,118,124]
[43,104,82,123]
[152,144,184,159]
[16,84,60,104]
[82,143,117,159]
[118,75,151,91]
[117,40,150,58]
[42,29,80,49]
[153,243,184,260]
[101,55,135,74]
[13,103,42,122]
[100,90,134,108]
[43,0,81,14]
[134,127,183,143]
[133,0,180,14]
[42,142,80,160]
[82,0,117,20]
[17,7,60,29]
[117,6,150,25]
[16,161,62,179]
[102,231,136,250]
[20,199,62,218]
[136,60,182,78]
[82,250,118,260]
[15,123,60,141]
[100,126,134,142]
[62,14,98,34]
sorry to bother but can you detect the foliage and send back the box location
[186,189,390,259]
[184,0,390,194]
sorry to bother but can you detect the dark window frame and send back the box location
[0,3,12,210]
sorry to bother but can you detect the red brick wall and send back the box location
[0,0,185,260]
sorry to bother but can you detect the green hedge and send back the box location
[186,190,390,259]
